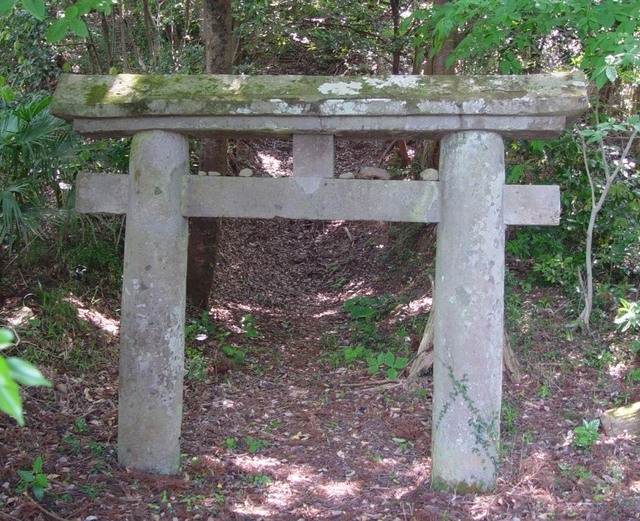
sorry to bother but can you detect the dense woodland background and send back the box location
[0,1,639,519]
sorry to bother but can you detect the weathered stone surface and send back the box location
[75,174,561,226]
[419,168,438,181]
[601,402,640,436]
[357,166,391,180]
[503,185,560,225]
[117,130,189,474]
[185,177,440,222]
[431,131,505,492]
[338,172,355,179]
[51,73,588,139]
[238,168,253,177]
[75,172,127,214]
[293,135,334,178]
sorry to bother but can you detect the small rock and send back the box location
[357,166,391,180]
[601,402,640,436]
[197,170,207,176]
[207,171,221,176]
[238,168,254,177]
[419,168,439,181]
[339,172,356,179]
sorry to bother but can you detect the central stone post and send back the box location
[118,130,189,473]
[431,131,506,491]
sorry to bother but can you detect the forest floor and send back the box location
[1,139,639,520]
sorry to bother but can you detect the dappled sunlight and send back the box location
[232,454,281,473]
[258,152,286,177]
[311,308,340,319]
[232,502,274,517]
[405,295,432,314]
[607,361,629,379]
[66,295,119,336]
[316,479,361,498]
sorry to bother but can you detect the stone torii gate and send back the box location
[51,72,587,492]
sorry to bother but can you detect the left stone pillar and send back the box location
[118,130,189,474]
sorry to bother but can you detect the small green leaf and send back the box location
[22,0,45,19]
[0,329,13,350]
[0,357,24,425]
[394,356,409,369]
[386,368,399,379]
[383,351,395,367]
[32,484,44,500]
[604,66,618,83]
[46,19,69,43]
[75,0,94,16]
[64,5,78,17]
[0,0,17,16]
[33,455,43,473]
[6,358,52,387]
[17,470,34,482]
[68,17,89,37]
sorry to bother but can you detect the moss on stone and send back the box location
[85,83,109,105]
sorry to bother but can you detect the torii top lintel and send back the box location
[50,72,589,139]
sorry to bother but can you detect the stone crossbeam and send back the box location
[74,173,561,226]
[51,73,587,139]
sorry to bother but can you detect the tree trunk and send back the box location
[390,0,402,74]
[187,0,233,309]
[99,13,114,69]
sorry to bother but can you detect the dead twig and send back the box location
[23,492,72,521]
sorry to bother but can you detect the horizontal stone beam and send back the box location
[74,173,560,226]
[51,73,588,139]
[69,115,569,140]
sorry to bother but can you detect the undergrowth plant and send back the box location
[572,419,601,449]
[17,456,48,500]
[184,313,245,380]
[326,295,412,379]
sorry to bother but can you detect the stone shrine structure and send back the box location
[51,72,588,492]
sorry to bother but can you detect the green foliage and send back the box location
[240,314,259,338]
[365,351,409,380]
[501,400,519,436]
[615,300,639,333]
[403,0,640,89]
[233,0,405,74]
[0,11,57,96]
[572,419,600,449]
[626,368,640,383]
[0,0,114,42]
[17,455,48,500]
[66,238,123,286]
[326,295,412,379]
[244,436,269,454]
[507,120,640,295]
[0,328,51,426]
[184,313,244,380]
[0,94,77,251]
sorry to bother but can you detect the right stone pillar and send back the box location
[431,131,506,492]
